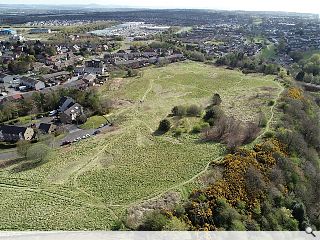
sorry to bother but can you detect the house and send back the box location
[41,71,70,83]
[20,77,45,91]
[58,96,75,112]
[84,59,105,75]
[0,125,34,142]
[82,73,96,85]
[60,103,84,124]
[63,79,87,90]
[74,66,85,75]
[38,123,57,134]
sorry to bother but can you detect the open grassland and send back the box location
[0,61,282,229]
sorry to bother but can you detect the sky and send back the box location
[4,0,320,14]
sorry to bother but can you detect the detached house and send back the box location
[0,125,34,142]
[20,77,45,91]
[58,97,84,124]
[84,59,105,75]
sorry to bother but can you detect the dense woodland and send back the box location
[291,54,320,85]
[216,52,282,76]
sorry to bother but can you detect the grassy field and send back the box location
[0,61,282,229]
[80,115,108,130]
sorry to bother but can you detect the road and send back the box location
[57,124,111,146]
[0,150,19,161]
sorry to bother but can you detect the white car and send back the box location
[49,110,57,116]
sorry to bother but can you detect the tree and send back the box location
[127,68,139,77]
[45,46,57,56]
[16,140,31,158]
[203,106,224,125]
[257,111,267,127]
[26,143,50,161]
[77,114,87,124]
[158,119,171,133]
[187,51,206,62]
[139,211,169,231]
[292,201,309,230]
[163,217,188,231]
[245,165,266,199]
[213,198,243,230]
[296,71,305,81]
[212,93,222,106]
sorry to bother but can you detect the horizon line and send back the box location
[0,3,319,15]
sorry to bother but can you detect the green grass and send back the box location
[80,115,108,129]
[4,115,39,125]
[110,70,128,78]
[0,61,281,229]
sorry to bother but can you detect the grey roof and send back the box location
[0,125,27,135]
[38,123,55,133]
[42,71,70,81]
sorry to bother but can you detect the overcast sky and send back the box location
[5,0,320,14]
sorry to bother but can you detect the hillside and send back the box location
[0,62,282,230]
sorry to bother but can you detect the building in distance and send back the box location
[29,28,51,34]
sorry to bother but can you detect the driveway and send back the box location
[0,150,19,161]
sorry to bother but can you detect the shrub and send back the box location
[111,220,124,230]
[158,119,171,133]
[212,93,222,106]
[174,128,183,137]
[171,105,187,117]
[127,68,139,77]
[268,100,275,106]
[16,140,31,158]
[191,125,202,134]
[264,131,274,138]
[186,105,202,117]
[257,111,267,127]
[163,217,188,231]
[203,106,224,125]
[139,211,169,231]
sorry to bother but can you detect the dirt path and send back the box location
[255,81,285,141]
[125,80,284,207]
[108,156,223,209]
[141,76,157,102]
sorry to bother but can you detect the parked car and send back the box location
[61,141,71,146]
[93,130,101,135]
[49,110,57,116]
